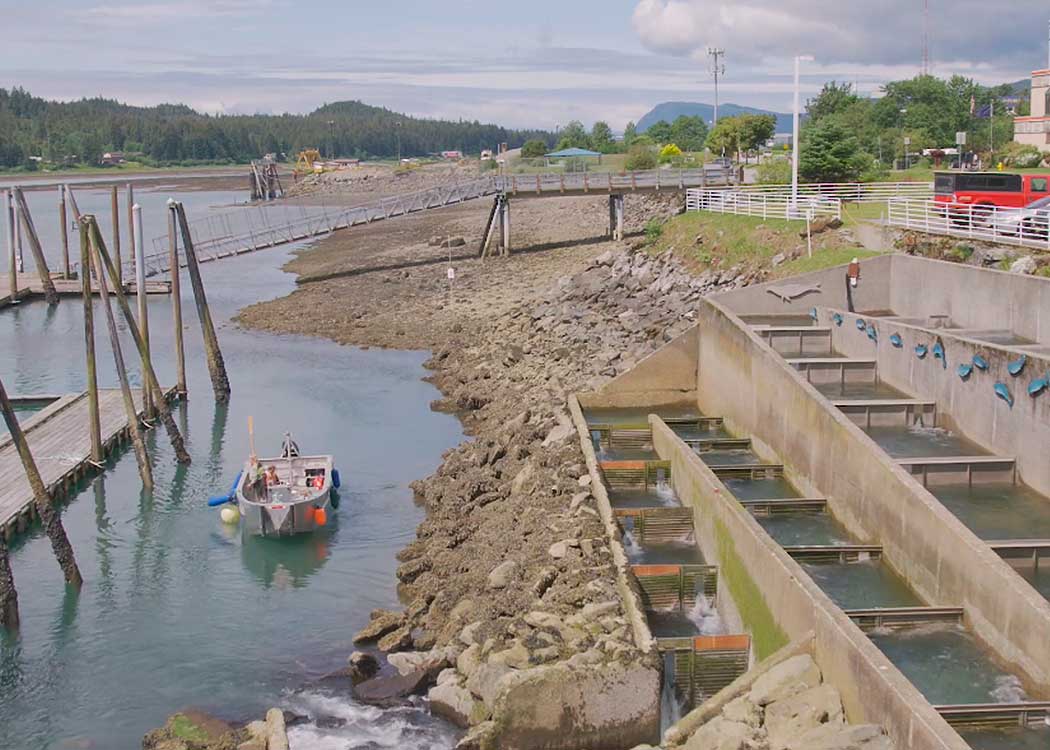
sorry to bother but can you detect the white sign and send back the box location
[447,267,455,280]
[956,131,967,145]
[903,137,911,146]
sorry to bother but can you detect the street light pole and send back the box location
[791,55,813,214]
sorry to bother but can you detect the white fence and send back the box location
[686,189,842,221]
[886,198,1050,250]
[737,181,932,202]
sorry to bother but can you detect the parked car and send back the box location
[991,195,1050,238]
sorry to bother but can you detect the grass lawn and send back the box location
[647,209,883,278]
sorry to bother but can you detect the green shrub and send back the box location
[521,139,547,158]
[644,218,664,243]
[626,144,657,171]
[756,159,791,184]
[480,158,499,171]
[659,143,683,163]
[998,143,1044,168]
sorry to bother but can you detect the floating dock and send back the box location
[0,387,177,540]
[0,274,170,310]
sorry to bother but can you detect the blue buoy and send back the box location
[332,468,341,488]
[856,319,866,331]
[957,363,973,379]
[208,470,242,507]
[1008,355,1027,377]
[1030,375,1049,397]
[890,333,903,348]
[832,313,843,327]
[973,355,989,371]
[915,344,928,359]
[994,382,1014,408]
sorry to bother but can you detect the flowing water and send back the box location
[756,512,852,547]
[0,241,464,749]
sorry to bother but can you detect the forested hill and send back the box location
[0,87,552,169]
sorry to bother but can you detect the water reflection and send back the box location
[241,530,334,590]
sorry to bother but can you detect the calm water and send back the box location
[962,724,1050,750]
[0,241,464,749]
[802,559,921,610]
[757,513,852,547]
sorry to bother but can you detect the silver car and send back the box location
[992,195,1050,238]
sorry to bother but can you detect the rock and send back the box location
[765,684,844,749]
[352,668,434,706]
[487,560,518,589]
[787,723,894,750]
[581,600,619,620]
[1010,255,1038,275]
[771,252,787,267]
[683,716,757,750]
[548,541,569,559]
[457,643,483,677]
[429,678,491,727]
[353,609,403,643]
[344,651,379,683]
[456,720,498,750]
[465,661,514,707]
[569,492,590,511]
[542,423,574,446]
[490,640,531,669]
[377,624,413,652]
[265,708,289,750]
[524,611,563,630]
[722,694,762,728]
[143,710,243,750]
[577,474,592,487]
[749,654,822,706]
[511,462,534,494]
[459,621,482,646]
[387,650,449,678]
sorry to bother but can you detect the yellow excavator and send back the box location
[294,149,323,179]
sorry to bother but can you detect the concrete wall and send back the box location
[823,308,1050,497]
[715,254,894,318]
[695,299,1050,694]
[593,326,699,403]
[889,252,1050,345]
[649,417,968,750]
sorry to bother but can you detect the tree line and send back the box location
[0,88,553,170]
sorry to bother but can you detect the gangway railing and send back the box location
[737,181,932,203]
[887,197,1050,250]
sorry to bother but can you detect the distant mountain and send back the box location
[638,102,793,134]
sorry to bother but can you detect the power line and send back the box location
[707,48,726,126]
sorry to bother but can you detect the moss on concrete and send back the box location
[713,518,789,660]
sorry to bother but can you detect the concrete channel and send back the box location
[572,255,1050,749]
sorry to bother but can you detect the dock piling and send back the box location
[0,534,18,629]
[126,184,135,279]
[4,190,16,299]
[133,203,152,418]
[0,375,83,588]
[81,225,103,463]
[88,220,192,465]
[110,186,122,287]
[60,186,71,279]
[167,202,187,397]
[175,201,231,404]
[86,216,154,491]
[13,188,59,305]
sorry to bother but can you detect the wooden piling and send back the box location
[13,188,59,305]
[167,202,187,397]
[85,217,154,491]
[175,202,230,403]
[87,221,192,465]
[126,183,135,279]
[0,533,18,629]
[133,203,152,418]
[4,190,16,298]
[110,185,122,287]
[81,225,103,463]
[59,186,71,279]
[0,374,83,588]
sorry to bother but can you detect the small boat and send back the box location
[235,433,338,537]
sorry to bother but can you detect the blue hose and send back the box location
[208,470,243,507]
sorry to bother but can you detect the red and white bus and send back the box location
[934,171,1050,217]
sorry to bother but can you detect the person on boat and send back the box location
[311,474,324,491]
[248,457,266,501]
[265,466,281,487]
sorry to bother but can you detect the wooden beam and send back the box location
[13,188,59,305]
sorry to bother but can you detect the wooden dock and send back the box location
[0,273,170,310]
[0,387,177,540]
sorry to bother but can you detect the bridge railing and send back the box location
[735,181,932,202]
[686,188,842,221]
[886,197,1050,250]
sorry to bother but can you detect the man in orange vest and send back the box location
[846,257,861,312]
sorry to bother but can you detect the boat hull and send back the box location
[235,453,335,537]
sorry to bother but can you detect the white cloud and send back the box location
[81,0,271,25]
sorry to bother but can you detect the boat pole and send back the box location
[81,224,103,463]
[133,203,152,418]
[0,373,83,588]
[86,216,154,491]
[175,201,230,403]
[167,201,187,397]
[88,220,191,464]
[13,188,59,305]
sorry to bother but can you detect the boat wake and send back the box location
[283,689,459,749]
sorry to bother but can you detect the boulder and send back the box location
[465,661,514,707]
[429,678,491,727]
[765,684,843,750]
[352,668,434,706]
[457,643,483,678]
[387,650,449,678]
[377,624,413,652]
[456,720,498,750]
[548,541,569,559]
[353,609,403,643]
[487,560,518,589]
[348,651,379,683]
[683,716,757,750]
[787,723,894,750]
[1010,255,1038,275]
[489,640,531,669]
[722,694,762,728]
[748,654,822,706]
[265,708,289,750]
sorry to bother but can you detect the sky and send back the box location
[1,0,1048,129]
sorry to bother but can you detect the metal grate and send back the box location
[633,564,718,611]
[659,634,752,709]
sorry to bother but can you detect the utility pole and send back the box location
[791,55,814,215]
[395,121,402,164]
[921,0,930,76]
[707,48,726,126]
